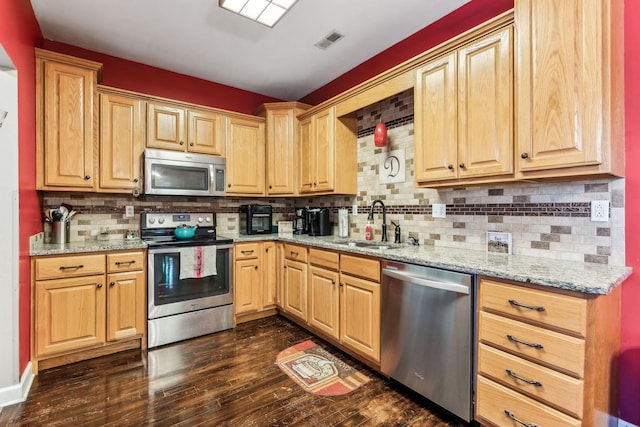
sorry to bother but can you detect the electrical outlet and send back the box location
[591,200,609,222]
[125,205,135,218]
[352,204,358,215]
[432,203,446,218]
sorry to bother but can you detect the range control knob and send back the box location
[205,216,211,223]
[148,217,155,224]
[158,217,165,224]
[198,217,204,223]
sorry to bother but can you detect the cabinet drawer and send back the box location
[478,311,585,377]
[477,343,584,418]
[476,376,581,427]
[309,248,339,271]
[284,244,307,262]
[35,254,105,280]
[340,254,380,282]
[107,251,145,273]
[480,278,587,337]
[235,243,260,260]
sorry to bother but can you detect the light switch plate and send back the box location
[591,200,609,222]
[432,203,446,218]
[125,205,135,218]
[352,204,358,215]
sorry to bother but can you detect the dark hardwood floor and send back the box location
[0,316,468,426]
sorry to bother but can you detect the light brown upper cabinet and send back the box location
[414,26,513,187]
[99,89,145,193]
[255,102,311,196]
[225,116,266,196]
[298,106,357,195]
[35,49,103,191]
[515,0,624,179]
[147,101,226,156]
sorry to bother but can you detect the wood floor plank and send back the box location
[0,316,467,426]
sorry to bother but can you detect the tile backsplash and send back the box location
[42,89,625,266]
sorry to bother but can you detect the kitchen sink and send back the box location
[333,240,403,250]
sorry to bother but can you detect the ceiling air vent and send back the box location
[314,30,345,50]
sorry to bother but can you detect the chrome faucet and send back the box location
[368,199,387,242]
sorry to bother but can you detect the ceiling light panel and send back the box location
[219,0,297,27]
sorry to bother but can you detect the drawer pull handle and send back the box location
[59,264,84,270]
[508,299,545,312]
[507,334,544,349]
[241,250,254,255]
[506,369,542,387]
[504,410,538,427]
[290,251,299,256]
[115,260,136,266]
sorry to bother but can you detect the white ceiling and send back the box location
[30,0,469,100]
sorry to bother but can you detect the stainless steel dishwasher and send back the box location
[381,260,474,422]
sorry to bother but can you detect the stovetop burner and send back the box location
[140,212,232,247]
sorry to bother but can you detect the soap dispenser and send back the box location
[365,222,373,240]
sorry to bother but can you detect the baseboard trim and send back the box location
[0,362,34,409]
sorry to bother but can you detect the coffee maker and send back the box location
[293,208,308,234]
[308,208,331,236]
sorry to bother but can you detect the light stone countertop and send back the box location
[30,234,632,295]
[227,233,632,295]
[30,238,148,256]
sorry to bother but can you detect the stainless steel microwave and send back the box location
[144,148,226,197]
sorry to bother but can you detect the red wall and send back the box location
[42,41,281,115]
[621,0,640,423]
[0,0,43,373]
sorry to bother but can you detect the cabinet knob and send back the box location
[459,163,465,169]
[313,182,317,187]
[269,185,272,189]
[84,175,91,180]
[133,178,139,183]
[189,142,194,146]
[447,164,453,170]
[228,184,231,188]
[110,281,115,287]
[331,280,335,285]
[521,152,529,159]
[179,141,184,145]
[265,247,269,252]
[97,283,103,288]
[254,265,258,270]
[339,282,344,287]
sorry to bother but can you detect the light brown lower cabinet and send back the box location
[233,241,277,323]
[281,246,381,365]
[31,250,146,373]
[475,276,621,426]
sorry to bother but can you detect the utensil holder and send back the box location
[51,221,70,244]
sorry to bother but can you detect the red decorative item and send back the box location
[374,122,387,147]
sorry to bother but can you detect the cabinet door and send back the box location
[283,259,307,322]
[42,61,96,189]
[516,0,602,172]
[266,108,296,195]
[107,270,145,341]
[226,117,266,195]
[187,110,225,156]
[235,258,262,315]
[414,53,458,183]
[340,274,380,362]
[313,108,335,192]
[99,92,145,191]
[298,115,314,193]
[147,102,186,151]
[308,266,340,340]
[457,27,513,179]
[35,275,106,356]
[263,242,277,309]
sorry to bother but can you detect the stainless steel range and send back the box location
[141,212,234,348]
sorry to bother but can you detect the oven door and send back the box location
[147,244,233,319]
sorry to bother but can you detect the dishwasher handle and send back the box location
[382,267,470,295]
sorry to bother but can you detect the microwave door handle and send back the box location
[209,165,215,194]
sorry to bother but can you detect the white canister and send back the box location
[338,209,349,237]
